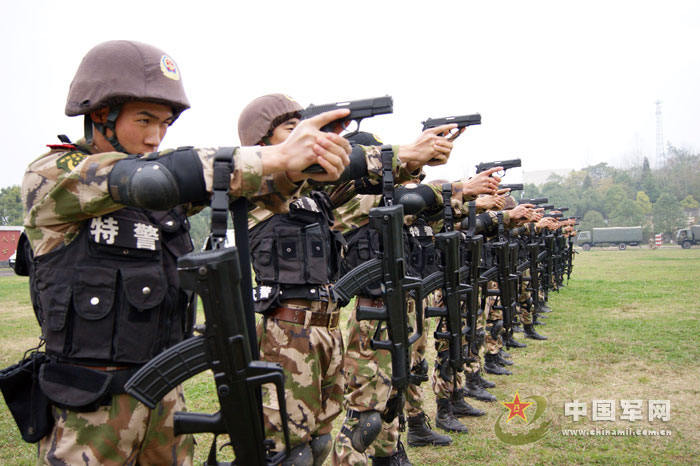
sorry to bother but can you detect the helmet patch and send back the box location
[160,55,180,81]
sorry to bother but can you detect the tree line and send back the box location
[521,144,699,240]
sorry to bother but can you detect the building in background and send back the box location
[0,226,23,267]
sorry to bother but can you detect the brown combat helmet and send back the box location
[65,40,190,119]
[238,94,302,146]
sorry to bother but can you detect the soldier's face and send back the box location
[113,102,174,153]
[267,118,300,145]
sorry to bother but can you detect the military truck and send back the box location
[576,226,643,251]
[676,225,700,249]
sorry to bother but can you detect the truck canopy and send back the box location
[591,226,643,243]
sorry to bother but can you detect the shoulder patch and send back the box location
[56,151,88,172]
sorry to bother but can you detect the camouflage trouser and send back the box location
[405,297,431,418]
[37,385,193,466]
[333,297,416,465]
[484,281,502,355]
[258,301,345,452]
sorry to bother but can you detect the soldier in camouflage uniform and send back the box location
[23,42,351,466]
[333,139,503,465]
[481,199,542,375]
[405,179,509,440]
[237,97,455,466]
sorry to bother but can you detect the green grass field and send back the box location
[1,247,699,465]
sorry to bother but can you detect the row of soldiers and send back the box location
[0,40,576,466]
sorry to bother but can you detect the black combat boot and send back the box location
[504,335,527,349]
[371,439,413,466]
[484,353,512,375]
[524,324,548,340]
[476,371,496,389]
[512,321,523,333]
[533,314,546,326]
[435,398,469,432]
[464,372,497,402]
[390,439,413,465]
[496,352,513,366]
[499,348,512,359]
[538,304,552,313]
[407,412,452,447]
[451,390,486,417]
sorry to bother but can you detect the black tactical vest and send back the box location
[31,206,194,365]
[249,191,344,312]
[341,220,416,298]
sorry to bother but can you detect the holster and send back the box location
[39,362,116,412]
[0,352,53,443]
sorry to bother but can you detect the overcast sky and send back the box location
[2,0,699,188]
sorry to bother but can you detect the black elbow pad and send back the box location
[394,184,436,215]
[336,145,370,184]
[109,147,207,210]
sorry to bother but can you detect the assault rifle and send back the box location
[125,247,290,466]
[461,202,485,364]
[332,204,424,402]
[301,96,393,173]
[422,113,481,131]
[476,158,521,174]
[566,233,576,282]
[492,212,518,344]
[422,185,468,395]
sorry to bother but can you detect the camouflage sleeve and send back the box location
[22,145,275,255]
[332,194,382,232]
[194,146,264,198]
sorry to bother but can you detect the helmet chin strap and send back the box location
[86,104,127,153]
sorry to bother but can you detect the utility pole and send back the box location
[655,100,665,168]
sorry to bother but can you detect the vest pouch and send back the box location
[39,362,111,412]
[70,266,117,360]
[251,237,276,282]
[40,282,71,336]
[153,210,194,258]
[276,228,305,284]
[304,223,331,284]
[114,265,167,362]
[0,352,53,443]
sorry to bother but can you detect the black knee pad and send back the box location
[347,410,382,453]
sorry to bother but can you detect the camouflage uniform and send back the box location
[37,387,192,466]
[24,141,285,465]
[333,182,471,463]
[251,145,412,456]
